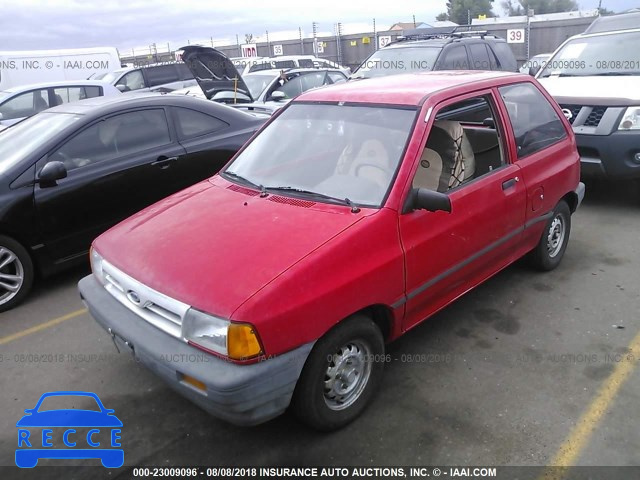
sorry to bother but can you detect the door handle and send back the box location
[151,156,178,169]
[502,177,519,190]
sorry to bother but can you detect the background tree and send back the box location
[244,33,254,44]
[501,0,579,16]
[436,0,496,25]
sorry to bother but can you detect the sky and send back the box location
[0,0,637,54]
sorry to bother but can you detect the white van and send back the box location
[0,47,120,90]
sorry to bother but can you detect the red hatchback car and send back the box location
[79,71,584,431]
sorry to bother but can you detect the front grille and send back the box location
[584,106,607,127]
[102,260,189,338]
[559,104,608,127]
[561,104,582,125]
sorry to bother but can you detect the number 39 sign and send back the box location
[507,29,525,44]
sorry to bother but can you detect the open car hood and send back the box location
[179,45,253,102]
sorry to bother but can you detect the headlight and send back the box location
[618,107,640,130]
[90,247,106,286]
[182,309,263,360]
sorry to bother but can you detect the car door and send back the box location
[496,82,572,246]
[34,107,186,262]
[169,106,255,189]
[399,90,527,331]
[435,44,470,70]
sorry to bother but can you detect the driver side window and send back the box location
[116,70,145,91]
[412,95,506,192]
[50,109,171,171]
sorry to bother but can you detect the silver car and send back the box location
[0,80,120,127]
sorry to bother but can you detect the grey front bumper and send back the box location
[78,275,314,426]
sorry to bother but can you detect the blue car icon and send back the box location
[16,391,123,468]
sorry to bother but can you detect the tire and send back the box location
[0,235,34,313]
[527,201,571,271]
[291,314,384,431]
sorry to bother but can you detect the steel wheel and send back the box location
[0,246,24,306]
[546,215,566,258]
[292,315,384,431]
[527,201,571,272]
[323,340,373,411]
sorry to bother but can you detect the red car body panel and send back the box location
[92,71,581,359]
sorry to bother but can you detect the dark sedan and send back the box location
[0,93,265,311]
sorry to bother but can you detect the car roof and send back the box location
[584,11,640,34]
[2,79,115,94]
[43,91,252,119]
[297,70,522,106]
[385,35,504,50]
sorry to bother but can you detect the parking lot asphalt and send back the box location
[0,179,638,478]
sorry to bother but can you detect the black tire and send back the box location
[0,235,34,313]
[527,201,571,271]
[291,314,384,431]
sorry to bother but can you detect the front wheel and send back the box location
[0,235,34,313]
[291,315,384,431]
[527,201,571,271]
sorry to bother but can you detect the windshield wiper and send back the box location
[222,170,266,195]
[264,186,361,212]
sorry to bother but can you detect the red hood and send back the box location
[93,178,366,318]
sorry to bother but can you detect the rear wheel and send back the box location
[0,235,34,313]
[291,315,384,431]
[527,201,571,271]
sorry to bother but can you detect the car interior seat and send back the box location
[413,148,444,191]
[54,94,64,106]
[348,138,391,189]
[33,94,49,112]
[414,120,475,192]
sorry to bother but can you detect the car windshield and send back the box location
[223,103,416,207]
[539,31,640,77]
[93,70,123,83]
[244,74,276,99]
[352,47,441,79]
[0,112,82,176]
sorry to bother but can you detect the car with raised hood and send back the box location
[179,46,347,113]
[0,93,264,312]
[536,12,640,181]
[79,71,584,431]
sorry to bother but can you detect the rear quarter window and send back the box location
[490,42,517,71]
[498,82,567,158]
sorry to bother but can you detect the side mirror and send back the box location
[270,91,287,101]
[409,188,451,213]
[38,161,67,185]
[115,84,130,93]
[0,112,4,120]
[528,65,541,76]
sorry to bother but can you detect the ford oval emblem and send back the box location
[562,108,573,121]
[126,290,142,306]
